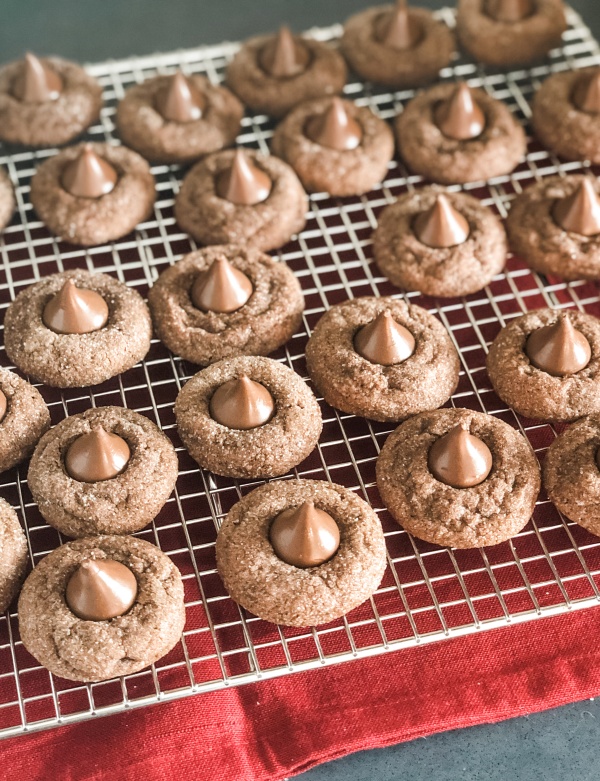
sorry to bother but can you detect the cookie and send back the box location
[341,2,455,88]
[0,368,50,474]
[174,148,307,252]
[225,26,347,119]
[486,308,600,422]
[395,82,526,184]
[543,415,600,536]
[116,72,243,164]
[506,175,600,280]
[4,269,152,388]
[175,356,322,478]
[0,500,28,612]
[456,0,566,67]
[215,479,387,626]
[532,67,600,164]
[377,408,540,548]
[305,295,460,422]
[148,246,304,366]
[27,406,178,538]
[29,142,155,247]
[0,168,15,233]
[373,187,507,297]
[271,96,395,196]
[18,535,185,682]
[0,53,103,147]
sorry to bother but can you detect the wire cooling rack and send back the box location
[0,5,600,740]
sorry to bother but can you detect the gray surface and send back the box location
[2,1,600,780]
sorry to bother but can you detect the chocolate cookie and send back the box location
[225,27,347,119]
[341,2,455,88]
[0,53,103,147]
[395,82,526,184]
[29,142,155,247]
[376,408,540,548]
[175,356,322,478]
[305,296,460,422]
[373,187,507,297]
[543,415,600,535]
[0,168,15,233]
[148,246,303,366]
[486,308,600,422]
[4,269,152,388]
[28,406,178,538]
[116,72,243,164]
[216,479,387,626]
[506,175,600,280]
[18,535,185,682]
[0,368,50,474]
[456,0,566,67]
[174,148,307,252]
[0,500,28,612]
[532,67,600,163]
[271,96,395,196]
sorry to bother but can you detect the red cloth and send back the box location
[5,606,600,781]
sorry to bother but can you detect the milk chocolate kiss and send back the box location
[413,194,470,248]
[43,279,109,335]
[156,72,205,123]
[209,376,275,430]
[486,0,533,22]
[65,560,138,622]
[269,501,340,568]
[428,422,493,488]
[354,311,415,366]
[573,71,600,114]
[216,149,272,206]
[0,390,7,424]
[61,145,118,199]
[305,98,363,151]
[191,256,253,313]
[435,83,486,142]
[553,180,600,237]
[260,26,310,78]
[65,425,131,483]
[374,0,423,50]
[526,315,592,377]
[13,53,62,103]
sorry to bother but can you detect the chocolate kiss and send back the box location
[526,315,592,377]
[43,278,109,335]
[413,194,470,248]
[209,375,275,430]
[553,180,600,237]
[0,389,7,425]
[13,52,62,103]
[269,500,340,568]
[156,72,204,123]
[305,97,363,151]
[375,0,423,50]
[66,560,138,622]
[65,425,131,483]
[428,422,493,489]
[191,256,253,314]
[486,0,533,23]
[573,71,600,114]
[435,83,486,142]
[61,144,118,199]
[216,149,272,206]
[354,311,415,366]
[260,25,310,79]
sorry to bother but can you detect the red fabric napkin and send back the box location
[5,605,600,781]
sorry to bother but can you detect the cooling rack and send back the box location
[0,5,599,740]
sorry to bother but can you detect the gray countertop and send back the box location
[2,2,599,779]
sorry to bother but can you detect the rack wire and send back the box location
[0,5,599,740]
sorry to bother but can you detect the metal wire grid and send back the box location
[0,6,599,739]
